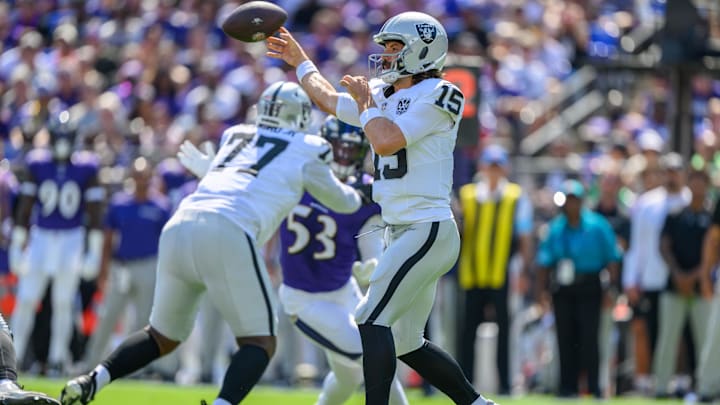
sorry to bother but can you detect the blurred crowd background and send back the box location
[1,0,720,401]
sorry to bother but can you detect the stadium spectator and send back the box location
[536,179,621,398]
[456,144,533,395]
[696,197,720,402]
[622,153,690,394]
[9,112,104,376]
[83,157,170,370]
[593,166,630,396]
[653,168,712,397]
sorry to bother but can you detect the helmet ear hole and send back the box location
[419,46,429,60]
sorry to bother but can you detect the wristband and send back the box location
[360,107,383,128]
[296,60,318,82]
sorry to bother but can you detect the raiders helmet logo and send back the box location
[415,23,437,44]
[396,98,411,115]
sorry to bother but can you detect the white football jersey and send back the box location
[337,78,464,224]
[179,125,361,245]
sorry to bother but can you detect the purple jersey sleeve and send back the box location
[279,192,382,293]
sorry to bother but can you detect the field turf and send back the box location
[19,376,686,404]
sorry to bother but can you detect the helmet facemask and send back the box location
[368,42,409,84]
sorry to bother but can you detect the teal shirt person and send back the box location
[537,208,622,273]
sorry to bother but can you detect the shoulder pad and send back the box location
[424,79,464,121]
[221,124,256,147]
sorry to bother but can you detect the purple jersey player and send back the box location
[278,117,407,405]
[9,111,105,373]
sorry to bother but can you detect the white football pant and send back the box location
[12,227,84,367]
[280,280,408,405]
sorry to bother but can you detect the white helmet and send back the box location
[257,82,312,132]
[369,12,448,84]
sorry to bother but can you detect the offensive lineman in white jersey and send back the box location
[267,11,497,405]
[60,82,362,405]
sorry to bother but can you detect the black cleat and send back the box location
[0,380,60,404]
[59,372,96,405]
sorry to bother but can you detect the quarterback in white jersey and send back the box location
[268,11,496,405]
[61,82,362,405]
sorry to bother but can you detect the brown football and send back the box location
[221,1,288,43]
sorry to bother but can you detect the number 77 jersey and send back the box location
[179,124,356,246]
[364,77,464,225]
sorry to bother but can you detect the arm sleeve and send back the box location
[514,193,534,236]
[356,213,384,262]
[394,102,454,147]
[302,160,361,214]
[335,93,362,127]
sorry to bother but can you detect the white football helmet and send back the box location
[369,12,448,84]
[257,82,312,132]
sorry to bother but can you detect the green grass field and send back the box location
[19,376,687,405]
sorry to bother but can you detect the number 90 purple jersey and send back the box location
[280,192,381,293]
[26,149,100,230]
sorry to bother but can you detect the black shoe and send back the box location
[0,380,60,404]
[60,372,96,405]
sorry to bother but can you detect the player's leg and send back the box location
[61,212,205,404]
[0,313,61,404]
[281,285,363,405]
[652,292,687,396]
[201,214,277,405]
[47,228,85,373]
[355,220,491,405]
[11,268,49,370]
[393,280,482,405]
[696,296,720,400]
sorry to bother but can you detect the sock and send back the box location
[0,325,17,382]
[212,399,231,405]
[93,365,111,391]
[358,323,396,405]
[217,344,270,404]
[398,340,479,405]
[100,330,161,382]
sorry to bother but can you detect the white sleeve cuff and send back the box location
[359,108,383,128]
[335,93,362,127]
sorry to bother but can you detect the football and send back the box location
[221,1,288,43]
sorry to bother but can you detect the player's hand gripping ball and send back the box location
[221,1,288,42]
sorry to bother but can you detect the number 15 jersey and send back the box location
[179,124,361,245]
[336,78,464,225]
